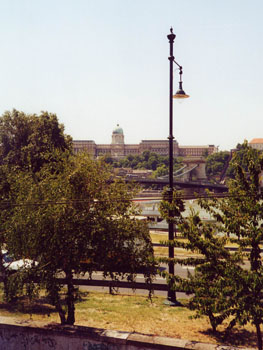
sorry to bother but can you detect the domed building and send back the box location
[73,125,217,159]
[112,124,124,145]
[110,124,125,158]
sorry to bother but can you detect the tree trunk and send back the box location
[45,275,66,325]
[208,312,217,333]
[66,270,75,325]
[2,273,9,299]
[256,322,262,350]
[0,258,9,299]
[56,302,66,325]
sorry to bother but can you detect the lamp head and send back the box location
[173,81,189,99]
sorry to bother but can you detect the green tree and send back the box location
[112,151,182,173]
[205,151,230,180]
[102,154,114,165]
[159,189,235,326]
[178,212,241,332]
[142,150,151,162]
[0,109,72,173]
[152,164,168,178]
[177,142,263,350]
[4,154,155,325]
[0,165,13,293]
[148,155,158,170]
[0,110,72,292]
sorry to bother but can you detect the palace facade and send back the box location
[73,125,218,159]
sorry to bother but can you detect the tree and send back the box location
[4,154,155,325]
[178,212,241,333]
[0,165,13,294]
[0,109,72,173]
[205,151,230,180]
[214,142,263,350]
[0,110,72,292]
[152,164,167,178]
[110,151,182,174]
[176,142,263,350]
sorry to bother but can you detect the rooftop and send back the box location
[249,138,263,144]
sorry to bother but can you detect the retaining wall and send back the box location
[0,318,254,350]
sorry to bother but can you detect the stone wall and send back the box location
[0,319,253,350]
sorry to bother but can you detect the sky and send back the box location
[0,0,262,151]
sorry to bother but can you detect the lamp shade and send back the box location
[173,89,190,99]
[173,81,189,99]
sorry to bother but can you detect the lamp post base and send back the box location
[163,298,182,307]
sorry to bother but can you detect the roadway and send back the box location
[77,263,195,298]
[76,259,249,298]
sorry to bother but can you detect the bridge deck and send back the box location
[126,177,227,192]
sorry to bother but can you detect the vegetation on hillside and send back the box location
[205,150,231,180]
[205,142,258,182]
[103,150,184,178]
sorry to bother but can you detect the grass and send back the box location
[0,232,259,348]
[150,232,170,244]
[150,231,259,258]
[0,286,258,348]
[151,232,205,258]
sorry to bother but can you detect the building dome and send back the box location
[112,124,124,145]
[113,124,123,135]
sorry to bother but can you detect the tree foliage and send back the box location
[205,151,230,179]
[0,109,72,173]
[103,150,183,176]
[0,110,155,325]
[4,154,155,325]
[158,142,263,349]
[0,110,72,291]
[170,142,263,350]
[205,143,259,182]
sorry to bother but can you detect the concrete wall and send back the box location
[0,319,253,350]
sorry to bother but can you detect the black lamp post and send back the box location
[165,28,189,306]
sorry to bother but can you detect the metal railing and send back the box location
[0,276,169,292]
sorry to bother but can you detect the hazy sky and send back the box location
[0,0,262,151]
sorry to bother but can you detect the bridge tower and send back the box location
[182,157,207,181]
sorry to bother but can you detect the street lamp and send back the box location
[165,28,189,306]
